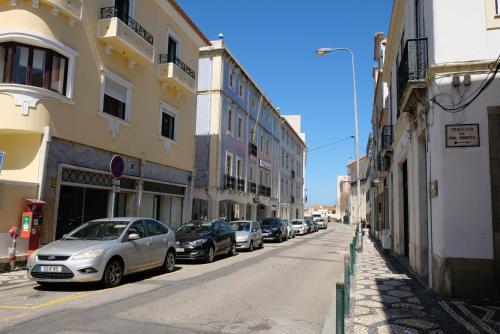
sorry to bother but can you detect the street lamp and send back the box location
[316,47,362,250]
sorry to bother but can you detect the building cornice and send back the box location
[382,0,407,83]
[428,59,498,78]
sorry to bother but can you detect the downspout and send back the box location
[37,126,52,200]
[137,152,145,216]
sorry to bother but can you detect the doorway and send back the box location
[402,160,410,257]
[56,186,109,239]
[115,0,130,22]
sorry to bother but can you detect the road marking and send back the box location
[0,291,90,310]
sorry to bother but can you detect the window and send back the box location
[0,42,68,95]
[239,82,244,98]
[260,135,264,152]
[229,68,234,89]
[226,153,233,176]
[266,138,269,154]
[497,0,499,14]
[161,110,175,140]
[145,219,166,236]
[236,157,242,178]
[252,96,256,110]
[103,75,130,121]
[228,108,233,133]
[128,221,147,238]
[237,116,243,139]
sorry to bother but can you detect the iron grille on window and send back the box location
[259,185,271,197]
[225,175,236,190]
[100,7,154,45]
[159,54,196,79]
[397,38,428,110]
[237,178,245,191]
[61,168,137,190]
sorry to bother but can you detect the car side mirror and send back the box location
[128,233,140,241]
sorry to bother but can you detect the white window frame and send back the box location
[226,151,233,176]
[165,26,181,57]
[237,115,243,140]
[100,69,133,123]
[159,100,179,142]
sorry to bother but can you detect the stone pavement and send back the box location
[351,235,500,334]
[0,269,32,291]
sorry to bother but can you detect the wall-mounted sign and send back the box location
[259,159,272,170]
[0,151,5,173]
[445,124,480,148]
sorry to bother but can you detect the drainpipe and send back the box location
[427,106,434,289]
[137,153,145,216]
[37,126,52,200]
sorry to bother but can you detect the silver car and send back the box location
[27,218,177,288]
[230,220,264,251]
[291,219,308,235]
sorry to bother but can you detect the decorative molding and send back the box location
[106,117,120,138]
[0,84,74,116]
[428,59,498,78]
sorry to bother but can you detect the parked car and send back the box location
[175,220,236,263]
[304,219,313,233]
[315,218,327,229]
[229,220,263,251]
[283,220,296,239]
[291,219,308,235]
[27,218,177,288]
[261,218,287,242]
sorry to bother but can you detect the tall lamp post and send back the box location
[316,47,362,249]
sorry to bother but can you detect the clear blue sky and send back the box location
[177,0,392,206]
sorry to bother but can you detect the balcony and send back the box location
[377,154,391,177]
[157,54,197,94]
[97,7,154,65]
[259,185,271,197]
[381,125,393,154]
[397,38,428,116]
[42,0,82,23]
[237,178,245,192]
[249,182,257,194]
[249,143,258,157]
[225,175,236,190]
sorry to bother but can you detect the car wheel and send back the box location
[206,246,215,263]
[249,240,254,252]
[102,259,123,288]
[228,240,237,256]
[259,238,264,249]
[162,250,176,273]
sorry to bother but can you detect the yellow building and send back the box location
[0,0,209,263]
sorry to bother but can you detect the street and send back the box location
[0,225,353,334]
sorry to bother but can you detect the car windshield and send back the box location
[176,222,212,235]
[261,219,279,227]
[64,221,129,240]
[291,220,302,225]
[230,221,251,232]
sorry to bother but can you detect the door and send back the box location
[145,219,169,266]
[402,161,410,257]
[488,108,500,297]
[122,220,152,272]
[115,0,130,22]
[167,37,177,61]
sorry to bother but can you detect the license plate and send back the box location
[176,247,185,253]
[40,266,62,273]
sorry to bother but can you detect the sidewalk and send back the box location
[0,269,32,291]
[351,236,500,334]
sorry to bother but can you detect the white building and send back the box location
[336,175,350,220]
[382,0,500,300]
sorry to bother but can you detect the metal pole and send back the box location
[336,282,345,334]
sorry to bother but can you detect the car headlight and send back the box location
[28,250,38,261]
[71,249,104,261]
[190,239,206,247]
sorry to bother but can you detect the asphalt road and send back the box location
[0,224,354,334]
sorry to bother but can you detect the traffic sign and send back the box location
[110,155,125,179]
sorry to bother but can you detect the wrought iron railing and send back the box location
[237,178,245,191]
[100,7,154,45]
[381,125,393,150]
[225,175,236,190]
[377,154,390,172]
[397,38,427,107]
[159,54,196,79]
[259,185,271,197]
[249,182,257,194]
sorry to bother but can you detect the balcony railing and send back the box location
[397,38,428,109]
[259,185,271,197]
[225,175,236,190]
[249,182,257,194]
[159,54,195,79]
[381,125,393,150]
[100,7,153,45]
[237,178,245,192]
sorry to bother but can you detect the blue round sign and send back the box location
[110,155,125,179]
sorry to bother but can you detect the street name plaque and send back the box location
[445,124,480,148]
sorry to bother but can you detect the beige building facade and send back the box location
[0,0,208,262]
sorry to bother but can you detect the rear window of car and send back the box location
[291,220,302,225]
[261,219,279,227]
